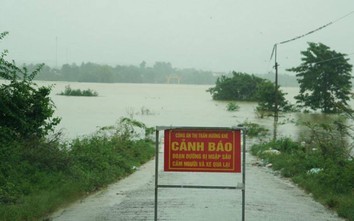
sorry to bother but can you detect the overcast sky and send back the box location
[1,0,353,74]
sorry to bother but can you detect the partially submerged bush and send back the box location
[58,85,98,96]
[226,102,239,112]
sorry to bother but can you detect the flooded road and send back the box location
[50,146,343,221]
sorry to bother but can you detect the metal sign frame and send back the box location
[154,126,246,221]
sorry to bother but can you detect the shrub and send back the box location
[251,137,354,220]
[0,32,60,140]
[241,121,269,138]
[226,102,239,111]
[299,116,352,161]
[68,119,155,191]
[58,85,98,96]
[0,118,155,220]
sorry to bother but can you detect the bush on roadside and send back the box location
[69,126,155,192]
[251,137,354,221]
[241,121,269,138]
[0,32,60,141]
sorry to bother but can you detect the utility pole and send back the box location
[55,36,58,68]
[273,44,278,141]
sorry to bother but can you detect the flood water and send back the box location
[2,80,353,142]
[45,81,298,140]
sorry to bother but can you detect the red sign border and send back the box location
[164,129,241,173]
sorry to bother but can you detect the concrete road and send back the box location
[50,150,344,221]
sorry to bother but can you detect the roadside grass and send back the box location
[251,138,354,221]
[0,119,155,221]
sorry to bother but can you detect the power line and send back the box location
[310,52,354,65]
[270,11,354,61]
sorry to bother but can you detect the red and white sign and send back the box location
[164,129,241,173]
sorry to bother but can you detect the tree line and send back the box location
[22,61,300,86]
[23,61,218,84]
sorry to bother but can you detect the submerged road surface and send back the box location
[50,149,343,221]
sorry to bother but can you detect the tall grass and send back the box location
[251,138,354,221]
[0,118,155,221]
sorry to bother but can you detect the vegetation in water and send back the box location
[58,85,98,96]
[287,42,353,114]
[207,72,265,101]
[254,80,297,117]
[226,102,240,112]
[208,71,294,115]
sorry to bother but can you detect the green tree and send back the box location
[256,81,293,114]
[208,71,293,115]
[287,42,352,113]
[0,32,60,140]
[207,71,266,101]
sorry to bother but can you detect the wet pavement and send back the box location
[50,150,344,221]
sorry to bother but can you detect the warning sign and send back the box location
[164,129,241,173]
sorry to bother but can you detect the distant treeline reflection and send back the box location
[25,61,298,86]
